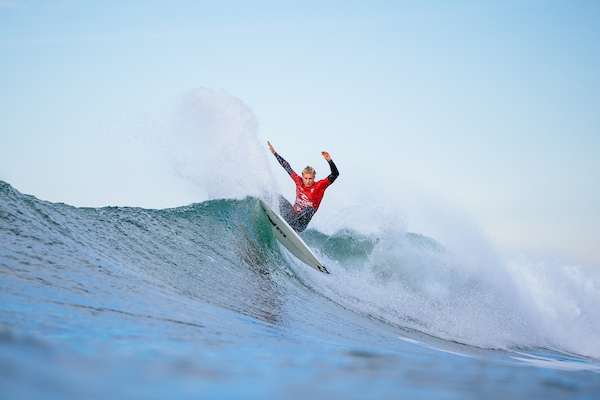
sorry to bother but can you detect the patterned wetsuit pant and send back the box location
[278,195,314,233]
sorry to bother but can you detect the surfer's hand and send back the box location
[322,151,331,161]
[268,141,276,154]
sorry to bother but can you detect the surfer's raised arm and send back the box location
[267,141,294,176]
[322,151,339,183]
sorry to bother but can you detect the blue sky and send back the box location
[1,0,599,268]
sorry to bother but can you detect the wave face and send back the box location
[2,179,600,399]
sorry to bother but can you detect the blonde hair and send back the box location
[302,166,315,176]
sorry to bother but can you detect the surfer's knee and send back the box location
[291,207,315,232]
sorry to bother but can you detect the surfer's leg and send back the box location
[289,207,315,233]
[277,195,296,223]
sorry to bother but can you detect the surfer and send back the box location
[267,141,339,233]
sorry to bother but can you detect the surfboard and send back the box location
[259,199,329,274]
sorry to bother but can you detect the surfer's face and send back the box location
[302,173,315,188]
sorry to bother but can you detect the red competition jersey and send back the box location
[273,152,339,215]
[291,172,333,213]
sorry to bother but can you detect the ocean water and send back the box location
[1,179,600,400]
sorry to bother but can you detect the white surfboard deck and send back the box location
[259,199,329,274]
